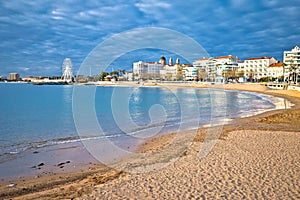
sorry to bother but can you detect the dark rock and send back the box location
[57,162,65,166]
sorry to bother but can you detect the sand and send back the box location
[81,130,299,199]
[0,83,299,199]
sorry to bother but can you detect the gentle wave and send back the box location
[0,133,125,161]
[0,85,293,164]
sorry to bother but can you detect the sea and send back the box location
[0,83,291,176]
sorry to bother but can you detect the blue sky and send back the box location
[0,0,299,76]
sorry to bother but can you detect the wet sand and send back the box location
[0,83,299,199]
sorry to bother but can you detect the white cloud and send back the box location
[51,10,64,16]
[0,0,300,75]
[135,0,172,18]
[51,15,65,20]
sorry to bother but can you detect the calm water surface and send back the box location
[0,83,289,163]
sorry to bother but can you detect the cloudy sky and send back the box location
[0,0,299,76]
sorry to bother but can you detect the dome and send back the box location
[159,56,167,66]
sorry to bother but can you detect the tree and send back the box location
[110,71,119,76]
[100,72,108,81]
[119,69,126,74]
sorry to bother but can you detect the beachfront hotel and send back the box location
[182,66,198,81]
[284,45,300,67]
[240,56,277,81]
[283,45,300,82]
[193,55,239,82]
[133,57,198,81]
[133,61,163,80]
[267,62,285,80]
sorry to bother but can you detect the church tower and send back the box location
[169,57,173,66]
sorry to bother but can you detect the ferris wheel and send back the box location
[61,58,74,82]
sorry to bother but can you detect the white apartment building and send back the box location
[283,45,300,81]
[147,62,162,79]
[193,55,239,81]
[193,57,209,69]
[182,66,198,81]
[243,56,277,80]
[160,65,180,80]
[267,62,284,80]
[238,61,244,70]
[133,61,147,79]
[283,45,300,66]
[133,61,163,80]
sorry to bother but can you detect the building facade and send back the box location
[242,56,277,80]
[9,73,20,81]
[160,57,182,81]
[283,45,300,83]
[283,45,300,66]
[193,55,239,82]
[182,66,198,81]
[133,61,163,80]
[267,62,284,80]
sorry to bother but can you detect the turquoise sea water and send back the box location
[0,83,289,164]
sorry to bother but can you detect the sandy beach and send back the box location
[0,83,299,199]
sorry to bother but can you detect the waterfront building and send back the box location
[123,72,134,81]
[193,55,239,82]
[283,45,300,83]
[147,62,162,79]
[193,57,209,70]
[75,75,88,83]
[237,61,246,79]
[283,45,300,66]
[267,62,284,80]
[8,73,20,81]
[193,57,209,81]
[243,56,277,81]
[133,61,147,79]
[182,66,198,81]
[133,61,163,80]
[22,76,37,82]
[160,65,178,81]
[160,57,183,81]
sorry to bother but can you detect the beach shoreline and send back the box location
[0,83,299,199]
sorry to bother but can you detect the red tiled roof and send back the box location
[269,62,284,67]
[215,55,235,59]
[247,56,273,60]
